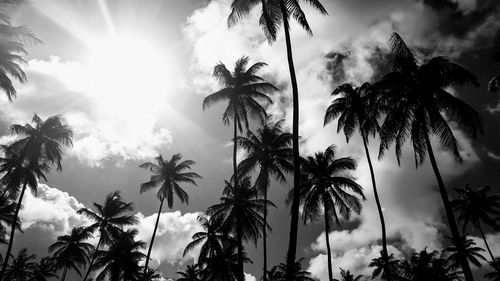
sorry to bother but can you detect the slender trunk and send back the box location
[362,134,391,281]
[60,267,68,281]
[236,216,244,281]
[234,114,239,188]
[0,181,28,281]
[263,188,268,281]
[425,134,474,281]
[82,236,102,281]
[324,197,333,281]
[143,198,164,281]
[279,1,301,281]
[478,223,497,265]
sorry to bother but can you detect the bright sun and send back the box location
[85,35,171,114]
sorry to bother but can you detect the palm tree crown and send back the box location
[177,264,201,281]
[4,248,37,281]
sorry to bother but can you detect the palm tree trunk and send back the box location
[236,216,245,281]
[61,267,68,281]
[82,236,102,281]
[143,198,164,281]
[478,223,497,265]
[424,133,474,281]
[361,134,391,281]
[0,181,27,280]
[323,199,333,281]
[279,1,301,281]
[234,114,239,188]
[263,187,268,281]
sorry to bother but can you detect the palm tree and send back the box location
[324,82,393,279]
[296,145,365,281]
[0,0,40,101]
[183,215,233,265]
[227,1,327,278]
[3,248,36,281]
[200,241,249,281]
[332,268,364,281]
[139,153,201,280]
[92,229,146,281]
[141,267,163,281]
[369,252,401,281]
[374,32,482,281]
[452,184,500,265]
[274,258,314,281]
[443,235,487,270]
[202,56,276,209]
[77,191,138,281]
[177,264,201,281]
[207,177,272,281]
[237,117,292,278]
[29,257,58,281]
[399,249,462,281]
[263,266,285,281]
[49,227,94,281]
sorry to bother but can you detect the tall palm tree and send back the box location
[49,227,94,281]
[399,249,462,281]
[332,268,364,281]
[92,229,146,281]
[207,177,272,281]
[202,56,276,208]
[374,32,482,281]
[369,252,401,281]
[274,258,314,281]
[452,185,500,265]
[200,241,250,281]
[297,145,365,281]
[237,117,292,278]
[443,235,487,270]
[177,264,201,281]
[77,191,138,281]
[227,1,327,279]
[28,257,58,281]
[139,153,201,280]
[183,215,233,265]
[324,82,393,279]
[3,248,36,281]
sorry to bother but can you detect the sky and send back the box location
[1,0,500,280]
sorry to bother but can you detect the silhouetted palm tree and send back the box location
[263,266,284,281]
[297,145,365,281]
[333,268,364,281]
[207,177,272,281]
[184,215,233,265]
[324,82,392,279]
[78,191,137,281]
[202,56,276,229]
[443,235,487,270]
[237,117,292,278]
[49,227,94,281]
[200,241,249,281]
[141,267,163,281]
[93,229,146,281]
[3,248,36,281]
[177,264,201,281]
[274,258,314,281]
[369,252,401,281]
[374,32,482,281]
[29,257,58,281]
[227,1,327,278]
[139,153,201,279]
[452,184,500,265]
[399,249,462,281]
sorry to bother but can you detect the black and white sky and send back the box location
[1,0,500,280]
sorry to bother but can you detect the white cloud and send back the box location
[245,273,257,281]
[487,151,500,160]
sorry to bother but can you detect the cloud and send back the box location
[245,273,257,281]
[135,211,203,266]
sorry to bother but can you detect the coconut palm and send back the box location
[333,268,364,281]
[28,257,58,281]
[141,267,163,281]
[237,117,292,278]
[92,229,146,281]
[78,191,138,281]
[227,1,327,278]
[274,258,314,281]
[200,241,249,281]
[443,235,487,270]
[49,227,94,281]
[399,249,462,281]
[296,145,365,281]
[3,248,36,281]
[202,56,276,211]
[183,215,233,265]
[452,184,500,265]
[263,266,285,281]
[139,153,201,280]
[177,264,201,281]
[207,177,272,281]
[324,82,393,278]
[369,252,401,281]
[373,32,482,281]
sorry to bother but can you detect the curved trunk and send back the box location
[279,1,301,281]
[143,198,164,281]
[478,223,497,267]
[323,197,333,281]
[361,134,391,281]
[236,215,245,281]
[263,187,268,281]
[0,181,28,280]
[82,235,102,281]
[424,133,474,281]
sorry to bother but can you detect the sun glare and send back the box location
[85,35,172,114]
